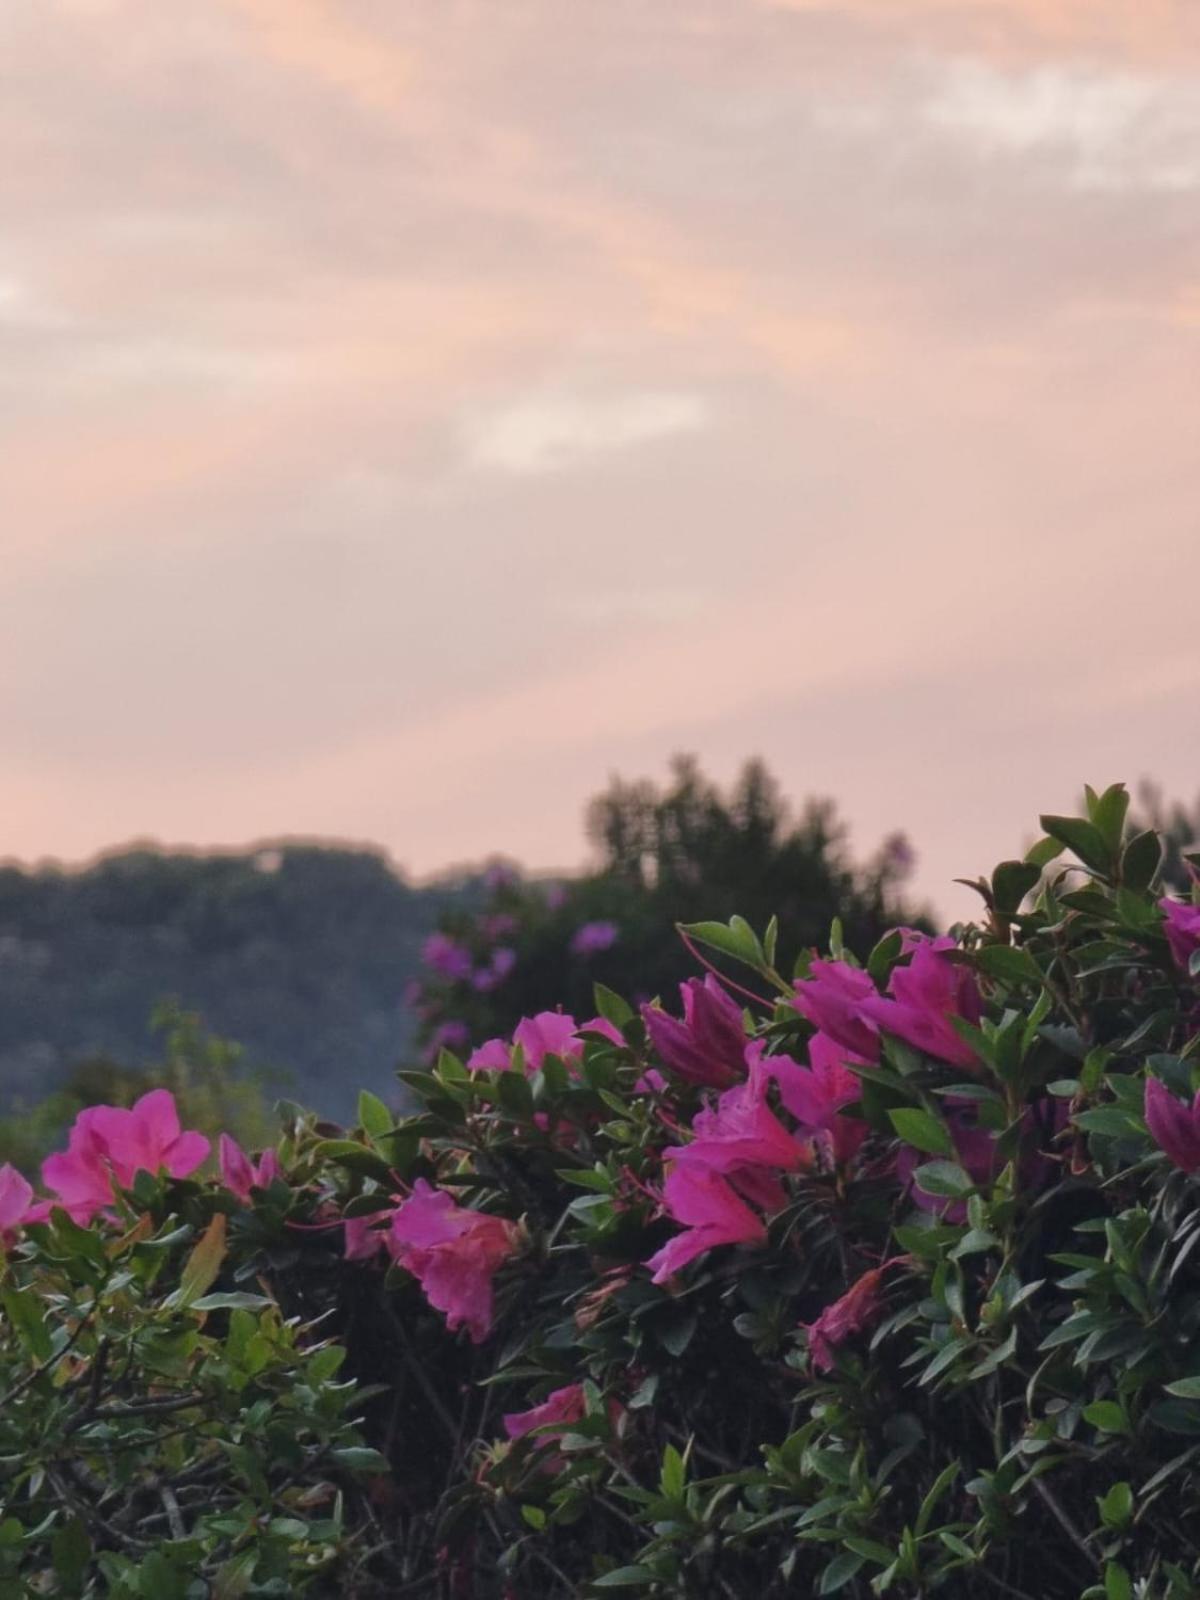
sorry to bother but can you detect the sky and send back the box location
[2,0,1198,919]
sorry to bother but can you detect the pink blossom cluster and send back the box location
[466,1010,623,1074]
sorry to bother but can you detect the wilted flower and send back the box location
[803,1261,901,1371]
[42,1090,210,1224]
[388,1179,518,1342]
[641,975,747,1088]
[218,1134,282,1204]
[1145,1076,1200,1173]
[570,920,619,957]
[646,1163,765,1283]
[792,961,881,1062]
[859,938,981,1068]
[503,1382,586,1444]
[1160,897,1200,974]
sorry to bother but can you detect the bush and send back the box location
[3,782,1200,1597]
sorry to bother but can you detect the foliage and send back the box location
[5,781,1200,1596]
[1133,781,1200,893]
[411,755,924,1059]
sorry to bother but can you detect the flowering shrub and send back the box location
[4,783,1200,1597]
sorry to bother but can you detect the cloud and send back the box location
[463,388,709,475]
[923,60,1200,189]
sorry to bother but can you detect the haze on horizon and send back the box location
[2,0,1198,919]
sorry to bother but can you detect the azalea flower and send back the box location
[421,933,474,982]
[641,975,747,1088]
[1145,1076,1200,1173]
[646,1163,765,1283]
[218,1134,282,1204]
[1160,897,1200,974]
[343,1211,391,1261]
[0,1163,47,1248]
[503,1382,586,1444]
[570,921,619,957]
[669,1053,801,1179]
[466,1012,623,1074]
[792,960,881,1062]
[804,1261,902,1371]
[757,1034,867,1166]
[859,938,981,1068]
[388,1179,518,1343]
[42,1090,210,1224]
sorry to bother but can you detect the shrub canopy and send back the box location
[2,782,1200,1598]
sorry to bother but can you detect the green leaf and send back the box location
[191,1292,276,1312]
[1084,1401,1129,1435]
[1,1286,52,1362]
[991,860,1042,915]
[1164,1376,1200,1399]
[888,1108,954,1158]
[1098,1481,1133,1530]
[1121,829,1163,892]
[659,1443,686,1500]
[1039,814,1112,874]
[358,1090,393,1139]
[171,1213,227,1310]
[51,1516,90,1584]
[593,1567,659,1588]
[818,1552,866,1594]
[679,919,762,969]
[1104,1561,1132,1600]
[1025,835,1066,868]
[593,983,633,1028]
[912,1160,975,1197]
[312,1140,396,1184]
[331,1446,391,1472]
[974,945,1043,986]
[1088,783,1130,852]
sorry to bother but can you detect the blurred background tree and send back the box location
[1133,780,1200,892]
[411,755,928,1057]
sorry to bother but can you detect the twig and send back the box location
[1031,1475,1100,1571]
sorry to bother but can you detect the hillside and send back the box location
[0,842,484,1117]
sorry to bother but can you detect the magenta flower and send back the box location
[758,1034,868,1167]
[0,1164,48,1248]
[1145,1076,1200,1173]
[421,933,474,982]
[641,976,747,1088]
[218,1134,282,1204]
[1160,897,1200,974]
[388,1179,518,1342]
[344,1210,391,1261]
[570,920,619,957]
[646,1163,765,1283]
[670,1055,801,1179]
[479,912,517,942]
[42,1090,210,1224]
[425,1020,470,1063]
[467,1012,623,1075]
[858,939,981,1069]
[897,1113,1002,1222]
[804,1262,900,1371]
[503,1381,586,1444]
[792,961,881,1062]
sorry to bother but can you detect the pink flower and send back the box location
[425,1020,470,1062]
[503,1382,586,1444]
[218,1134,282,1204]
[646,1163,766,1283]
[670,1055,802,1179]
[859,939,981,1069]
[388,1180,518,1342]
[1160,897,1200,974]
[641,976,747,1088]
[570,921,619,957]
[804,1262,900,1371]
[42,1090,210,1224]
[344,1211,391,1260]
[467,1013,623,1074]
[0,1163,47,1248]
[896,1112,1002,1222]
[1145,1076,1200,1173]
[422,933,474,982]
[792,961,881,1062]
[758,1035,868,1166]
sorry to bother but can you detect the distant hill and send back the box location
[0,842,485,1118]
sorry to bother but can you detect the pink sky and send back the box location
[2,0,1198,918]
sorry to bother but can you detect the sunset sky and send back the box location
[3,0,1198,917]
